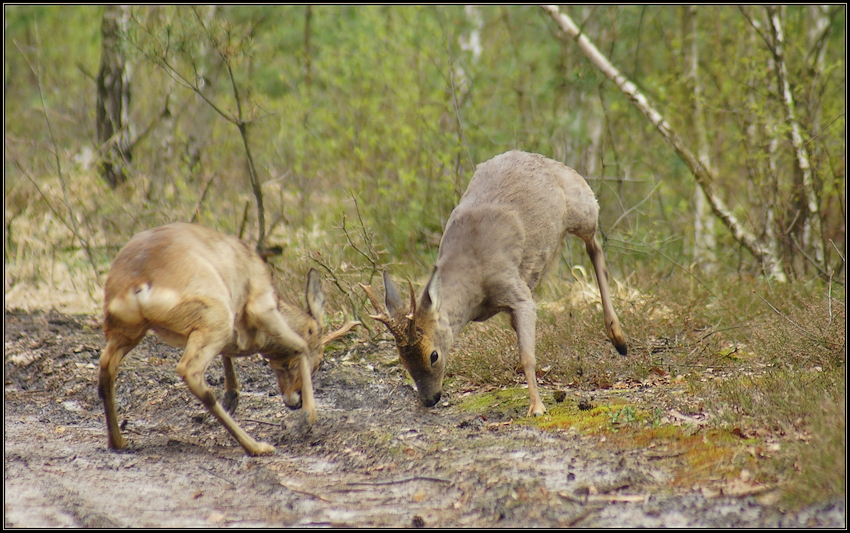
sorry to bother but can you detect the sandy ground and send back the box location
[4,310,845,527]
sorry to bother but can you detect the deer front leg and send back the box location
[298,353,317,425]
[251,297,317,424]
[511,298,546,417]
[177,330,275,456]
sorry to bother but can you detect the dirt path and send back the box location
[4,310,844,527]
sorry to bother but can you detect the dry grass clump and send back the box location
[704,284,845,508]
[448,267,755,391]
[4,168,350,316]
[448,266,846,508]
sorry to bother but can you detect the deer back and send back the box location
[438,150,600,290]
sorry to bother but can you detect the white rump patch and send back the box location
[107,287,145,324]
[108,283,183,324]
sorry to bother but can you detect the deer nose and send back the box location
[283,392,302,410]
[421,391,441,407]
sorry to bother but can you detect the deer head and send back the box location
[264,269,326,412]
[361,269,452,407]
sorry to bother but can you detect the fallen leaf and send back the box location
[650,366,669,377]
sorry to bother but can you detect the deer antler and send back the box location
[322,318,362,346]
[405,279,416,320]
[405,279,417,340]
[359,282,408,341]
[359,283,392,324]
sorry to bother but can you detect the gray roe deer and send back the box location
[362,151,627,416]
[99,222,356,456]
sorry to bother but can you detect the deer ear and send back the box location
[305,268,325,324]
[383,271,407,320]
[418,266,441,317]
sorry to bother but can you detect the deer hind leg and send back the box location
[221,355,240,414]
[510,291,546,417]
[176,328,275,456]
[98,330,144,450]
[584,236,628,355]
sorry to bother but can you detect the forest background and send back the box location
[4,5,845,508]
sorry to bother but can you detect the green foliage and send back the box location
[607,405,637,426]
[6,6,845,277]
[5,6,101,159]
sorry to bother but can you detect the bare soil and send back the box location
[4,310,844,527]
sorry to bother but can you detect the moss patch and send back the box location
[454,387,763,490]
[455,387,531,419]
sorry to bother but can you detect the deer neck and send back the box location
[434,261,487,341]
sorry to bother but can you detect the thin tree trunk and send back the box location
[740,8,791,276]
[96,5,132,189]
[765,131,783,274]
[765,5,825,272]
[542,4,787,281]
[683,5,716,271]
[228,64,266,252]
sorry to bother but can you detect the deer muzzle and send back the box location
[276,372,303,410]
[282,390,302,410]
[420,390,441,407]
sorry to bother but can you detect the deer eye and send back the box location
[430,350,439,365]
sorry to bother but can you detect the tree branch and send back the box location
[541,5,787,281]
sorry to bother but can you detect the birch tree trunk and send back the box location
[96,5,132,189]
[541,4,787,281]
[454,5,482,108]
[743,17,785,275]
[683,6,716,272]
[765,5,825,272]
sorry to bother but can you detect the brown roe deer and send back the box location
[362,151,627,416]
[99,222,355,456]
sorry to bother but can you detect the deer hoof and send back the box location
[527,404,546,417]
[108,433,128,450]
[247,442,276,456]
